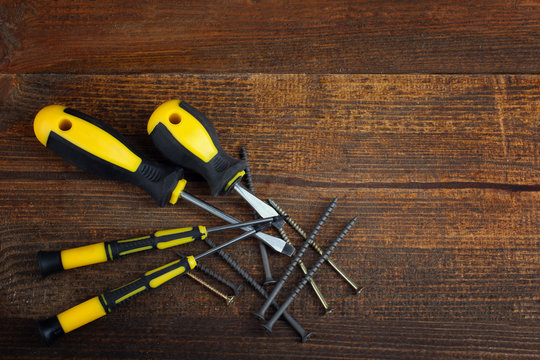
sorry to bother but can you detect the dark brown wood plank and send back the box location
[0,74,538,358]
[1,1,540,74]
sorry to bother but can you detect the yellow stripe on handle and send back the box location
[61,242,108,270]
[147,100,218,163]
[57,296,107,334]
[34,105,142,172]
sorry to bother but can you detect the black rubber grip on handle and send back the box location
[106,228,204,260]
[149,102,246,196]
[99,256,193,312]
[37,251,64,277]
[37,316,64,346]
[48,108,184,207]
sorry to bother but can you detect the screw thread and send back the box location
[268,199,307,238]
[281,198,336,280]
[203,237,310,340]
[196,262,242,295]
[186,272,230,301]
[290,217,356,300]
[264,217,357,331]
[257,198,338,315]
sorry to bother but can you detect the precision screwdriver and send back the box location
[37,217,278,277]
[37,223,270,345]
[33,105,293,256]
[147,100,284,229]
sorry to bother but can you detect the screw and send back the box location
[176,250,243,295]
[204,237,312,342]
[241,146,276,286]
[277,226,333,314]
[262,217,357,334]
[186,272,235,306]
[254,197,338,321]
[197,262,244,296]
[268,199,363,294]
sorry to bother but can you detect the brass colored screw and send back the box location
[268,199,363,294]
[186,272,235,306]
[277,226,333,314]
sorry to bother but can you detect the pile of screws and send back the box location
[197,146,361,342]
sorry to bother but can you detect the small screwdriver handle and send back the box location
[38,256,197,345]
[147,100,246,196]
[37,226,207,277]
[34,105,187,206]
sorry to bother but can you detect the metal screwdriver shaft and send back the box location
[241,146,275,286]
[277,225,333,314]
[254,197,338,320]
[268,199,363,294]
[261,217,357,333]
[204,237,312,342]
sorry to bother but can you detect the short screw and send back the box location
[254,198,338,321]
[186,272,235,305]
[204,237,311,342]
[262,217,357,334]
[240,146,276,286]
[277,226,333,314]
[268,199,363,294]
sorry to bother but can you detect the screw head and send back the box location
[252,311,266,321]
[226,296,235,306]
[260,323,273,335]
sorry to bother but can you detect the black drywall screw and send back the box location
[203,237,312,342]
[268,198,363,294]
[241,146,276,286]
[262,217,357,333]
[197,262,243,295]
[254,197,338,320]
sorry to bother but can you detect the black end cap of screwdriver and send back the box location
[37,251,64,277]
[38,316,65,345]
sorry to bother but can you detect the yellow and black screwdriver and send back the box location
[33,105,293,256]
[37,216,277,277]
[147,100,285,229]
[37,223,270,345]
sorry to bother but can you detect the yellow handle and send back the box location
[147,100,218,163]
[34,105,142,172]
[57,296,107,334]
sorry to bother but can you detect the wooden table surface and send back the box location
[1,1,538,359]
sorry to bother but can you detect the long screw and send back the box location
[203,237,312,342]
[186,272,235,305]
[268,199,363,294]
[277,226,333,314]
[241,146,276,286]
[254,198,338,320]
[261,217,357,333]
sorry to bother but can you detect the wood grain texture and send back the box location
[1,1,540,74]
[0,74,538,358]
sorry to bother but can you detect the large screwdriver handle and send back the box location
[38,256,197,345]
[34,105,187,207]
[147,100,246,196]
[37,226,207,277]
